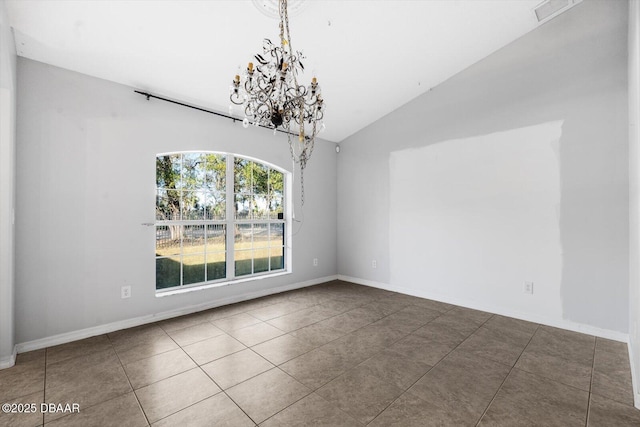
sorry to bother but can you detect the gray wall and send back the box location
[337,0,629,334]
[15,58,337,344]
[0,0,17,367]
[629,0,640,405]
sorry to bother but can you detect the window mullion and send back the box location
[203,223,208,283]
[225,155,235,280]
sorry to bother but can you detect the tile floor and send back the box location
[1,280,639,426]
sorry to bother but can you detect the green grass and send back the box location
[156,256,284,289]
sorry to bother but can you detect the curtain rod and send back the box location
[134,90,294,136]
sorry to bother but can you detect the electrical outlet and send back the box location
[313,258,318,267]
[372,260,377,269]
[121,285,131,299]
[523,281,534,295]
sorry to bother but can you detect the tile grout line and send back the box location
[42,348,47,426]
[506,330,602,397]
[251,290,409,416]
[196,292,376,344]
[473,323,541,426]
[264,286,423,334]
[585,337,598,427]
[219,292,412,425]
[43,338,154,425]
[257,378,359,426]
[223,302,330,340]
[168,329,258,426]
[251,365,314,425]
[228,285,402,424]
[300,297,433,370]
[244,300,327,325]
[367,310,497,426]
[585,344,636,408]
[215,393,259,426]
[110,327,186,368]
[106,333,152,426]
[233,295,402,423]
[250,296,410,373]
[155,293,288,337]
[199,346,276,391]
[117,295,365,423]
[264,299,371,333]
[126,328,234,425]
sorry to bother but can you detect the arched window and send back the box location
[155,152,288,292]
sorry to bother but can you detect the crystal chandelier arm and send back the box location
[303,96,317,107]
[282,86,305,103]
[255,72,275,93]
[229,89,244,105]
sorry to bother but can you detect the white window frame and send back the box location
[155,151,292,297]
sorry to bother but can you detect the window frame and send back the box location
[155,151,292,296]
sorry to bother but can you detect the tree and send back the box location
[156,153,227,241]
[156,154,181,241]
[233,158,283,220]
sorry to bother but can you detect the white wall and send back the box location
[390,122,564,322]
[338,0,629,336]
[15,58,337,345]
[629,0,640,408]
[0,0,17,368]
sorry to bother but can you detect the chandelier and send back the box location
[229,0,325,204]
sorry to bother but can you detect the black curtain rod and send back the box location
[134,90,294,136]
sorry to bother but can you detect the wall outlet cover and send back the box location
[523,281,534,294]
[121,286,131,299]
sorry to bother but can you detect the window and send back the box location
[233,157,285,277]
[155,152,287,291]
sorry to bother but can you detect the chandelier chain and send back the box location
[230,0,325,205]
[280,0,306,146]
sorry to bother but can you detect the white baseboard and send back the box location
[338,275,391,292]
[0,345,17,369]
[338,275,629,343]
[16,275,338,354]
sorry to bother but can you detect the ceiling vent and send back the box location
[533,0,583,24]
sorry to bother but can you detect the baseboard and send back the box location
[338,275,629,343]
[338,275,391,292]
[16,275,338,354]
[0,345,17,369]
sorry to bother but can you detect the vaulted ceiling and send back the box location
[6,0,553,142]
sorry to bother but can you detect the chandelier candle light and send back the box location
[229,0,325,204]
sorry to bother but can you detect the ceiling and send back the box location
[6,0,547,143]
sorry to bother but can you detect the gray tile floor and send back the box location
[1,280,639,426]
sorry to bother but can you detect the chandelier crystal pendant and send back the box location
[229,0,325,205]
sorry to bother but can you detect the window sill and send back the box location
[155,270,292,297]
